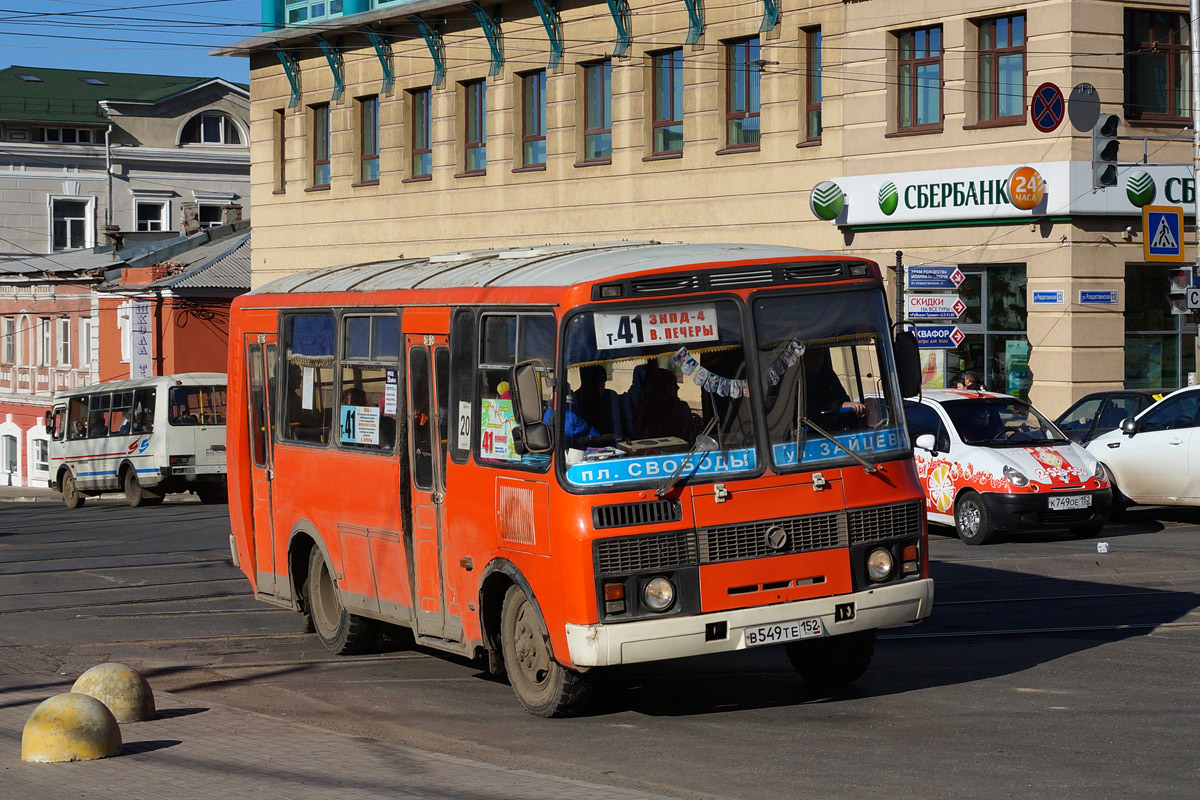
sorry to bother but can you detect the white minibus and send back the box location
[46,373,228,507]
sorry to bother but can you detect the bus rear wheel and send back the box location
[124,469,163,508]
[785,629,877,685]
[499,585,591,717]
[61,472,84,509]
[307,547,376,655]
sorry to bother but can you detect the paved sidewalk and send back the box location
[0,667,674,800]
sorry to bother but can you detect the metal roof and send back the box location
[252,242,840,296]
[51,372,227,401]
[151,233,251,292]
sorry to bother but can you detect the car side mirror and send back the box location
[1120,417,1138,436]
[915,433,937,453]
[894,331,921,399]
[510,360,552,454]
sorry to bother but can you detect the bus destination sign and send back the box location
[593,305,719,350]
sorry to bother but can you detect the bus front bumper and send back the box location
[564,577,933,668]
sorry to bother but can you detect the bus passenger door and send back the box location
[245,336,278,596]
[405,333,458,640]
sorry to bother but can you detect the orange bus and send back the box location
[226,242,932,716]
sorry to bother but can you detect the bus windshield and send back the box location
[753,290,908,470]
[560,299,757,489]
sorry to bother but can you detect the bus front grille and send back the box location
[594,502,922,574]
[593,499,683,529]
[698,512,847,563]
[847,501,922,544]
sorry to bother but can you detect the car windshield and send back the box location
[944,397,1068,446]
[753,290,908,469]
[559,300,756,490]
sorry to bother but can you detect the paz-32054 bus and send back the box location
[226,242,932,716]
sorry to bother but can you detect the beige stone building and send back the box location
[222,0,1196,415]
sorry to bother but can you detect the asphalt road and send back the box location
[2,499,1198,799]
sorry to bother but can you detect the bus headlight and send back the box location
[866,548,894,583]
[642,577,676,612]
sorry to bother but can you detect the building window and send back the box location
[521,71,547,167]
[135,200,167,232]
[180,112,243,145]
[805,27,822,141]
[197,204,223,228]
[978,15,1025,123]
[2,318,13,365]
[274,108,287,190]
[1,435,16,476]
[359,96,380,183]
[939,266,1029,399]
[312,103,331,187]
[583,60,612,161]
[57,318,70,367]
[80,317,92,367]
[897,26,943,131]
[410,87,432,178]
[463,80,487,174]
[51,199,89,250]
[652,49,684,155]
[725,37,761,149]
[1126,264,1196,388]
[1125,11,1191,122]
[33,438,49,474]
[38,318,51,367]
[33,127,96,144]
[285,0,342,24]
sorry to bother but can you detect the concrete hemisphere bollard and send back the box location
[71,662,157,723]
[22,692,123,763]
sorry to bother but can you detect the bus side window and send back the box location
[87,393,111,438]
[132,388,156,433]
[476,312,555,465]
[338,314,399,452]
[51,407,66,441]
[449,309,476,463]
[67,396,88,439]
[282,313,335,445]
[110,391,134,435]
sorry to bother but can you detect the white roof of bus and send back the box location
[251,242,853,295]
[51,372,227,401]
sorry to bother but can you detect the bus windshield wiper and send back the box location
[797,414,878,474]
[655,416,719,498]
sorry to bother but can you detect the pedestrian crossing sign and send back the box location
[1143,205,1185,263]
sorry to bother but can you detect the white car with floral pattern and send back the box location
[904,390,1111,545]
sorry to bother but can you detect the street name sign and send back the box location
[1187,287,1200,310]
[1143,205,1185,263]
[905,294,967,319]
[1031,290,1064,305]
[914,326,965,349]
[905,264,965,291]
[1079,290,1119,305]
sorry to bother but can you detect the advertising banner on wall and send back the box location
[810,162,1198,227]
[130,301,153,379]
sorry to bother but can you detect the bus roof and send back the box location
[250,242,864,296]
[51,372,227,401]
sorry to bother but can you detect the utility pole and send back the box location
[895,250,904,324]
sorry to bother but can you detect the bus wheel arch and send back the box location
[58,466,84,509]
[290,526,376,653]
[286,525,324,630]
[478,559,542,675]
[120,462,162,508]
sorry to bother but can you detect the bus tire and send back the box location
[307,547,376,655]
[785,629,877,685]
[61,471,84,509]
[499,584,591,717]
[124,469,163,508]
[197,485,227,505]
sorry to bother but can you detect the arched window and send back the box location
[180,111,244,145]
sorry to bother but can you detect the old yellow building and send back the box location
[221,0,1196,414]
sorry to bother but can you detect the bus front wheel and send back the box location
[124,469,163,508]
[785,629,877,686]
[61,472,84,509]
[499,585,592,717]
[306,547,375,656]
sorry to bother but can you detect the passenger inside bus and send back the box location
[634,366,694,441]
[803,347,867,420]
[573,364,622,437]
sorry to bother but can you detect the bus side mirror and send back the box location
[894,330,922,399]
[511,360,552,454]
[44,411,54,436]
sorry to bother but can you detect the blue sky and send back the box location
[0,1,262,84]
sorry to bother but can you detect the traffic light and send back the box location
[1092,114,1120,189]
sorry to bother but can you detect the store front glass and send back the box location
[920,265,1029,398]
[1125,264,1196,389]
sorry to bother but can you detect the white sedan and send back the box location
[1087,386,1200,509]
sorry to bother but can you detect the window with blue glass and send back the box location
[725,37,761,149]
[583,60,612,161]
[286,0,342,24]
[978,15,1025,123]
[463,79,486,174]
[311,103,330,187]
[410,87,432,178]
[359,95,379,182]
[521,70,547,167]
[897,26,942,131]
[652,49,683,155]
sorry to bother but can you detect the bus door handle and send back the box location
[432,491,444,504]
[266,468,274,480]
